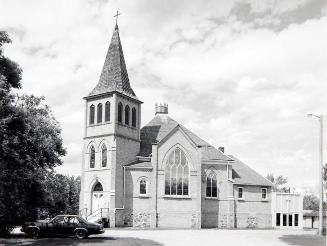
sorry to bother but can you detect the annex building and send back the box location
[79,23,273,228]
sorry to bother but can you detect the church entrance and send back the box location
[92,182,104,213]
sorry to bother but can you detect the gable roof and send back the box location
[230,155,273,186]
[139,114,232,161]
[87,24,138,100]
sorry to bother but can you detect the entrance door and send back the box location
[91,182,104,213]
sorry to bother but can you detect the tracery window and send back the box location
[132,107,136,127]
[89,145,95,168]
[125,105,130,125]
[89,105,95,125]
[206,171,217,197]
[165,147,189,196]
[105,101,110,122]
[139,179,147,195]
[97,103,102,123]
[101,144,107,167]
[118,102,123,123]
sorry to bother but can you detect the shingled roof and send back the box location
[230,155,273,186]
[88,24,137,99]
[139,114,232,161]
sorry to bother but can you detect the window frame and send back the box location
[89,105,95,125]
[164,147,190,198]
[105,101,110,122]
[237,187,244,200]
[89,145,95,169]
[101,144,107,168]
[139,178,148,197]
[261,188,268,200]
[206,171,218,198]
[132,107,137,127]
[97,103,103,124]
[125,105,130,125]
[118,102,123,123]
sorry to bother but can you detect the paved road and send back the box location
[0,228,325,246]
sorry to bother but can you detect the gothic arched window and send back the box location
[97,103,102,123]
[101,144,107,167]
[132,107,136,127]
[118,102,123,123]
[165,147,189,196]
[89,145,95,168]
[105,101,110,122]
[89,105,95,125]
[206,171,217,197]
[125,105,130,125]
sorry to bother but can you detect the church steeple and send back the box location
[88,24,137,99]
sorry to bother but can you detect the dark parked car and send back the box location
[21,215,104,239]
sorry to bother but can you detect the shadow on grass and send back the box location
[0,235,163,246]
[279,234,326,246]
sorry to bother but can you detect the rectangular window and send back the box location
[289,214,293,226]
[261,188,267,199]
[283,214,287,226]
[276,213,281,226]
[238,187,244,199]
[294,214,299,226]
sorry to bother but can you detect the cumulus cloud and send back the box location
[1,0,326,193]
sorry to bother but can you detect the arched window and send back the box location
[101,144,107,167]
[105,101,110,122]
[165,147,189,196]
[125,105,130,125]
[93,182,103,192]
[206,171,217,197]
[139,179,147,195]
[89,145,95,168]
[118,102,123,123]
[89,105,95,125]
[97,103,102,123]
[132,107,136,127]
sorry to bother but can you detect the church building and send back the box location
[79,23,273,229]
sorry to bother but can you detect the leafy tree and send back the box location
[0,31,66,235]
[303,194,319,211]
[266,174,290,192]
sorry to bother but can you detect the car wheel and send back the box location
[75,229,87,239]
[27,228,39,238]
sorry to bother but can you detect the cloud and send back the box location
[0,0,326,193]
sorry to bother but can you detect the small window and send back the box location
[261,188,267,199]
[105,101,110,122]
[238,187,244,199]
[97,103,102,123]
[139,179,147,195]
[132,107,136,127]
[89,145,95,168]
[276,213,281,226]
[118,102,123,123]
[101,144,107,167]
[294,214,299,227]
[89,105,95,125]
[125,105,130,125]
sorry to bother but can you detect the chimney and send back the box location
[218,146,224,153]
[155,102,168,115]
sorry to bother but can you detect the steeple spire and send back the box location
[88,22,137,99]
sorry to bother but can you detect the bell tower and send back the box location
[79,23,142,227]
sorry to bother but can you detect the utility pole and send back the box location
[308,113,324,236]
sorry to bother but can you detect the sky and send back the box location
[1,0,326,194]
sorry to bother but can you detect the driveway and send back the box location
[1,228,325,246]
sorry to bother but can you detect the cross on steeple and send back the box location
[114,10,121,25]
